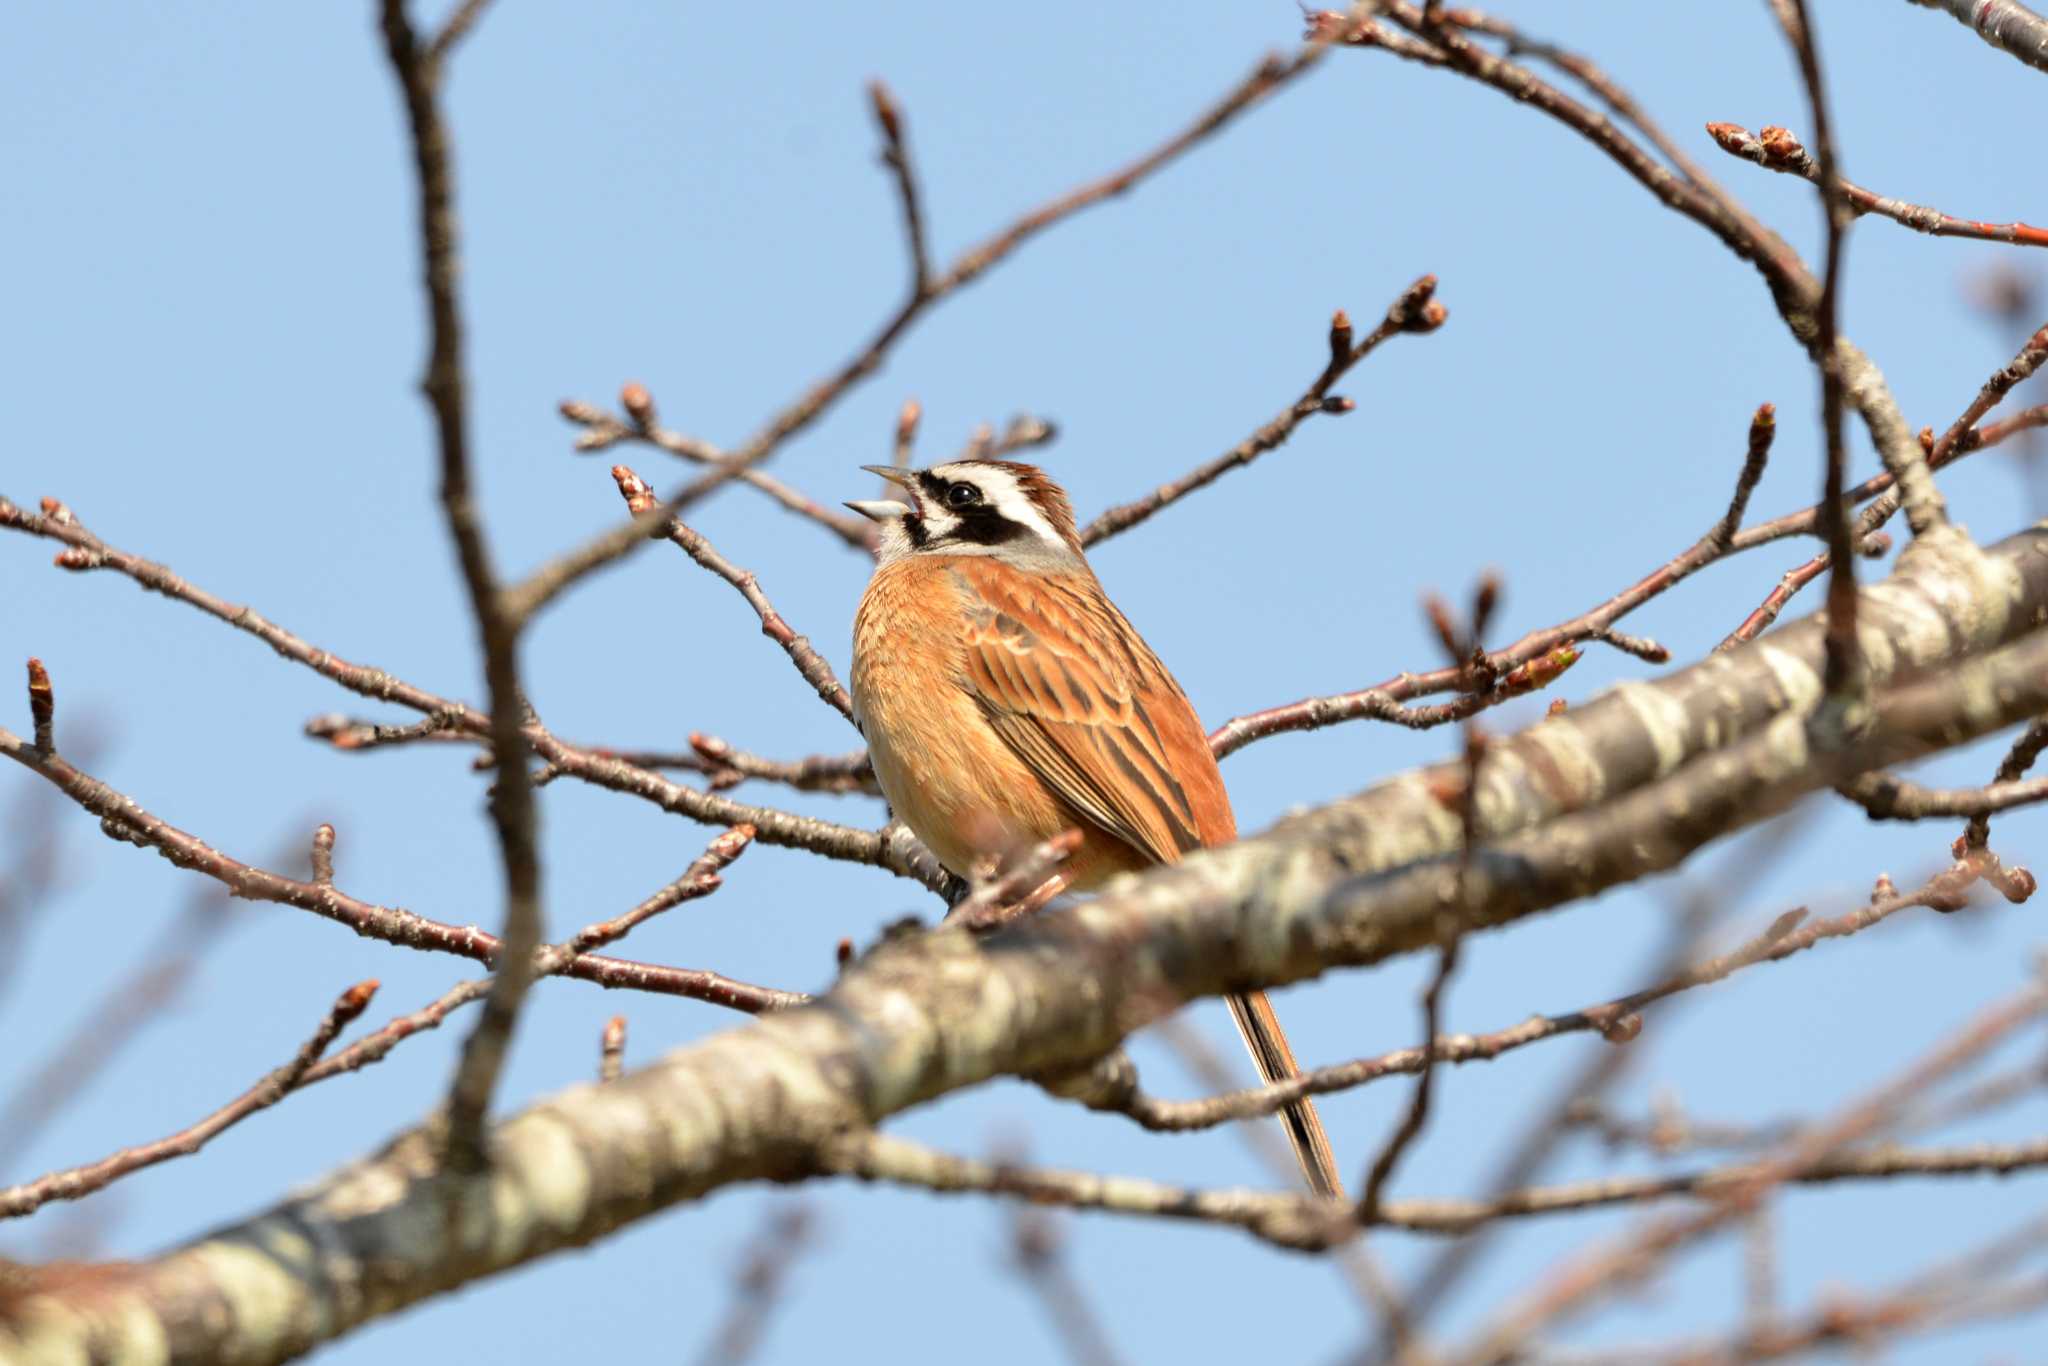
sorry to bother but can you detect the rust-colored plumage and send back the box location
[848,459,1344,1200]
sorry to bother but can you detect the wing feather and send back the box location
[950,561,1233,864]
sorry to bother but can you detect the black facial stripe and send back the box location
[903,513,929,549]
[935,504,1025,547]
[915,470,950,500]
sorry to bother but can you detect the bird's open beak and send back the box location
[860,464,919,490]
[844,498,909,522]
[848,465,918,522]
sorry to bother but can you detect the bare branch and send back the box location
[1081,274,1446,545]
[0,981,377,1219]
[376,0,538,1168]
[610,465,855,722]
[1712,403,1777,549]
[1007,1203,1127,1366]
[689,1204,817,1366]
[500,49,1324,624]
[564,385,876,550]
[1840,768,2048,825]
[1904,0,2048,75]
[0,738,802,1012]
[1457,982,2048,1362]
[867,80,931,295]
[1088,852,2018,1134]
[1709,122,2048,249]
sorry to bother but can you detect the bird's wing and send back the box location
[950,560,1234,863]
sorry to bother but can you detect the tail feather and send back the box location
[1224,989,1346,1201]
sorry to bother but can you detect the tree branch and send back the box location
[0,981,378,1219]
[1708,122,2048,249]
[1080,274,1446,545]
[377,0,538,1168]
[498,48,1324,625]
[1904,0,2048,75]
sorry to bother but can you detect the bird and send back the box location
[845,457,1344,1200]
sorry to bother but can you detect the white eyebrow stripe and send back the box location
[928,463,1066,552]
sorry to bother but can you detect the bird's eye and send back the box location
[946,482,980,508]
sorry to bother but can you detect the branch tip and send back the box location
[26,656,54,754]
[311,822,337,886]
[620,381,656,431]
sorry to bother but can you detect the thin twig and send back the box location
[0,736,803,1012]
[566,385,875,550]
[0,980,377,1218]
[501,48,1323,624]
[1008,1195,1128,1366]
[689,1204,817,1366]
[1089,849,2012,1140]
[1457,982,2048,1363]
[1712,404,1776,549]
[867,80,931,295]
[820,1125,2048,1250]
[1708,122,2048,250]
[1081,276,1445,544]
[1964,718,2048,851]
[1839,769,2048,825]
[611,465,854,721]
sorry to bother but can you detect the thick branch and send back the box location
[1905,0,2048,74]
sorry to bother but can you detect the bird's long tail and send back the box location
[1225,990,1345,1201]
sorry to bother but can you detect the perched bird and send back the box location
[846,458,1343,1199]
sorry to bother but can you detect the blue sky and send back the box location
[5,3,2047,1361]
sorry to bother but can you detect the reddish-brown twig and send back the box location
[1718,548,1831,652]
[503,49,1324,625]
[304,715,882,797]
[867,79,931,296]
[563,387,875,550]
[0,980,378,1218]
[1320,3,1947,538]
[1081,275,1446,545]
[610,465,854,722]
[949,829,1085,931]
[0,498,945,887]
[0,736,801,1012]
[1708,122,2048,250]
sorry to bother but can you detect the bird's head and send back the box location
[848,459,1086,570]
